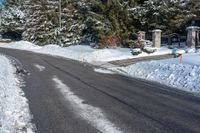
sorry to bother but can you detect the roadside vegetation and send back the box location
[0,0,199,48]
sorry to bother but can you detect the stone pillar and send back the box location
[138,31,146,40]
[186,26,200,48]
[152,29,162,48]
[197,31,200,47]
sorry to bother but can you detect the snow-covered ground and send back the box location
[94,68,115,74]
[0,41,179,63]
[0,55,34,133]
[112,52,200,93]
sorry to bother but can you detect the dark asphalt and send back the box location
[1,48,200,133]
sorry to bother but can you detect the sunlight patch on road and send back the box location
[52,76,123,133]
[34,64,45,72]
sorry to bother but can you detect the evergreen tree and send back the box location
[83,0,139,47]
[22,0,88,46]
[187,0,200,19]
[22,0,60,45]
[133,0,192,34]
[0,0,25,34]
[3,0,198,47]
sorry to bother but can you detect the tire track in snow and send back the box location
[52,76,123,133]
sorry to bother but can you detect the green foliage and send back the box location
[133,0,194,35]
[3,0,200,47]
[131,48,142,55]
[123,39,135,48]
[83,0,139,46]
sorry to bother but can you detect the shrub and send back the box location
[123,40,135,48]
[99,35,121,49]
[142,46,156,54]
[131,48,142,55]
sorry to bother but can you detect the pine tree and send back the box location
[187,0,200,22]
[133,0,192,34]
[22,0,60,45]
[60,0,88,46]
[22,0,89,46]
[0,0,25,34]
[82,0,139,47]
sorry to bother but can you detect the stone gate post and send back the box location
[186,26,200,48]
[138,31,146,40]
[152,29,162,48]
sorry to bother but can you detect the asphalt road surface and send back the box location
[0,48,200,133]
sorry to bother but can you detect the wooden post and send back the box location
[180,54,182,64]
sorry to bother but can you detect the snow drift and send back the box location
[115,54,200,93]
[0,55,34,133]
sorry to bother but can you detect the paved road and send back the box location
[1,48,200,133]
[110,54,175,67]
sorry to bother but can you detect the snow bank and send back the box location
[114,53,200,93]
[160,53,200,66]
[0,41,176,63]
[0,55,34,133]
[94,68,115,74]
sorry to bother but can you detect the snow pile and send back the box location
[159,53,200,66]
[0,41,42,50]
[0,41,179,63]
[0,55,34,133]
[0,41,134,62]
[114,53,200,93]
[94,68,115,74]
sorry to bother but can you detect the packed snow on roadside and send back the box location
[0,41,185,63]
[0,55,34,133]
[94,68,115,74]
[112,52,200,93]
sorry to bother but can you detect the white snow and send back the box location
[160,52,200,66]
[0,41,179,64]
[34,64,46,72]
[113,52,200,93]
[0,55,35,133]
[53,76,122,133]
[94,68,115,74]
